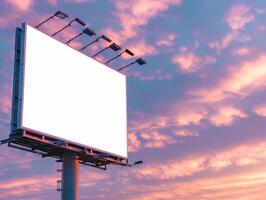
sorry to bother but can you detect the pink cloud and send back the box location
[46,0,57,6]
[253,103,266,117]
[0,148,36,170]
[208,31,239,53]
[156,33,177,47]
[125,103,212,153]
[127,130,177,152]
[127,40,158,57]
[66,0,95,3]
[208,4,254,54]
[190,54,266,103]
[226,4,255,30]
[125,141,266,180]
[101,0,181,60]
[209,32,251,53]
[210,105,247,127]
[141,132,176,149]
[0,165,107,199]
[107,0,181,44]
[129,114,170,134]
[175,107,207,126]
[172,47,216,73]
[0,83,12,121]
[128,132,141,152]
[130,104,207,134]
[117,0,181,39]
[0,175,56,199]
[127,105,207,152]
[0,176,55,190]
[118,170,266,200]
[101,28,123,44]
[132,157,206,180]
[0,96,11,115]
[232,47,252,56]
[175,129,199,137]
[80,171,108,187]
[5,0,33,12]
[0,13,20,28]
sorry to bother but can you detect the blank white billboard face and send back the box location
[20,24,127,158]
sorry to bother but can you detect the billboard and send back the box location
[12,24,127,158]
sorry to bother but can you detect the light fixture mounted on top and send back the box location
[35,11,69,29]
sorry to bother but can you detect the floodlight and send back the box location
[109,43,121,51]
[35,10,68,29]
[134,160,143,165]
[79,35,112,51]
[83,27,96,36]
[102,35,112,43]
[55,11,68,19]
[92,42,121,58]
[52,17,86,37]
[66,27,96,44]
[105,48,134,64]
[125,49,135,56]
[75,18,86,26]
[118,58,147,71]
[128,160,143,167]
[136,58,147,65]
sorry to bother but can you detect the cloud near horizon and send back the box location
[125,140,266,180]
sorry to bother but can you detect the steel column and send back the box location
[62,151,79,200]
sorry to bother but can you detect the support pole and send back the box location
[62,151,79,200]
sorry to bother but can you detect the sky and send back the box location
[1,0,266,199]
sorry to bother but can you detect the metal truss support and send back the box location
[0,138,11,145]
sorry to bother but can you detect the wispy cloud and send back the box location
[232,47,252,56]
[117,170,266,200]
[156,33,177,47]
[172,46,216,73]
[46,0,57,6]
[110,0,182,43]
[140,131,176,149]
[190,54,266,103]
[208,31,239,53]
[0,175,56,199]
[209,4,254,53]
[253,103,266,117]
[128,132,141,152]
[174,129,199,137]
[127,40,158,57]
[226,4,255,30]
[125,141,266,180]
[0,87,11,115]
[127,104,207,152]
[210,105,247,127]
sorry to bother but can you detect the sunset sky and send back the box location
[1,0,266,199]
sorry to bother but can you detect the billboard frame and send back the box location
[9,23,128,169]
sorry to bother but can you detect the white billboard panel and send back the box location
[19,24,127,158]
